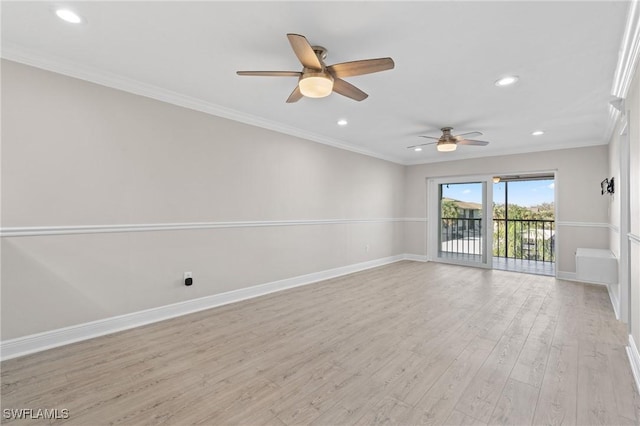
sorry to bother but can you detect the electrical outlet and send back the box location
[365,244,370,252]
[184,272,193,286]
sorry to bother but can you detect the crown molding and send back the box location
[612,0,640,99]
[604,0,640,144]
[1,44,405,165]
[404,139,607,166]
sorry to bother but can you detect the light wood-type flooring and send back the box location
[2,261,639,425]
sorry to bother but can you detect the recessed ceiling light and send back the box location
[337,119,348,126]
[495,75,519,87]
[414,147,422,152]
[55,8,83,24]
[532,130,545,136]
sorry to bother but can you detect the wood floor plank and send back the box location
[532,340,579,426]
[576,340,621,426]
[444,409,487,425]
[453,289,547,423]
[606,345,640,423]
[399,336,497,425]
[453,334,526,423]
[351,396,413,426]
[509,329,554,388]
[488,378,538,425]
[0,261,635,425]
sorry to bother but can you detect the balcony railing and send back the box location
[493,218,555,262]
[440,217,555,262]
[440,218,483,255]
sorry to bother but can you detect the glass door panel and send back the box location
[428,177,492,268]
[438,182,485,265]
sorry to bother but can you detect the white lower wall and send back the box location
[1,254,417,360]
[1,221,405,339]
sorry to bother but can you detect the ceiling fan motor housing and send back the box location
[311,46,328,61]
[441,127,454,141]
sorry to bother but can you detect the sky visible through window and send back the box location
[442,179,555,207]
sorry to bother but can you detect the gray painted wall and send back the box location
[1,60,405,339]
[403,146,610,274]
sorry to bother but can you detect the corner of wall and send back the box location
[627,334,640,393]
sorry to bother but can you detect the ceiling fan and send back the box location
[408,127,490,152]
[237,33,394,103]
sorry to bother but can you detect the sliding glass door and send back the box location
[428,177,493,268]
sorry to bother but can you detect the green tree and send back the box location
[441,199,459,220]
[440,199,460,243]
[492,202,555,261]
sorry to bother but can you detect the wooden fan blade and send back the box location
[407,142,435,149]
[454,131,483,140]
[332,78,368,101]
[287,34,322,70]
[327,58,395,78]
[419,135,441,140]
[458,139,489,146]
[286,86,303,103]
[237,71,302,77]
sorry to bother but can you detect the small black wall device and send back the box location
[185,277,193,286]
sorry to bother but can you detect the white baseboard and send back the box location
[556,271,609,287]
[608,283,621,320]
[556,271,577,281]
[403,253,428,262]
[1,254,422,360]
[627,334,640,394]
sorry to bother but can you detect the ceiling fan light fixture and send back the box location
[437,141,457,152]
[298,73,334,98]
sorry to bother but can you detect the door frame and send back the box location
[427,175,494,269]
[619,114,631,324]
[427,171,558,273]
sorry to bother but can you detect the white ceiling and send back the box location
[1,1,630,164]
